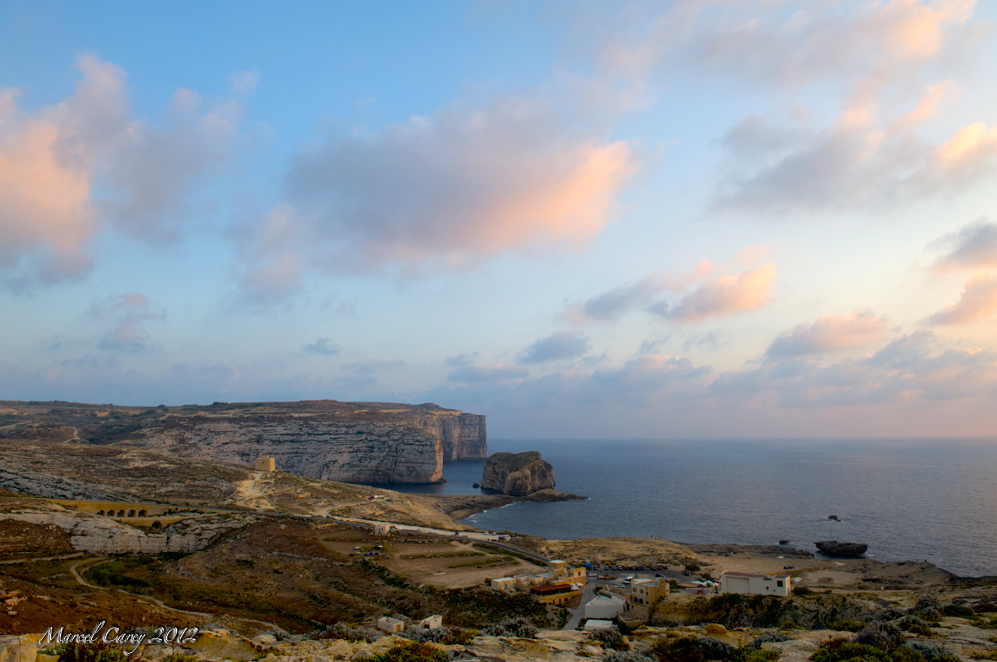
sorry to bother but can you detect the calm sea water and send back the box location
[378,438,997,578]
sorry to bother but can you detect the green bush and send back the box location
[358,641,447,662]
[743,650,780,662]
[942,604,976,619]
[828,620,867,632]
[57,643,129,662]
[590,626,629,652]
[792,587,813,596]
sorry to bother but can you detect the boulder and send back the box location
[480,451,555,496]
[815,540,868,558]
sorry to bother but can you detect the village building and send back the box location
[720,571,791,597]
[418,615,443,629]
[621,577,670,620]
[584,619,616,631]
[254,456,276,472]
[377,616,405,633]
[583,592,626,619]
[490,577,516,591]
[530,583,578,605]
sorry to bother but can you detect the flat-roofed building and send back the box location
[583,593,626,619]
[377,616,404,633]
[530,583,579,605]
[720,571,790,597]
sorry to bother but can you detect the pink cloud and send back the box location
[766,310,891,358]
[654,263,777,323]
[0,54,245,288]
[258,95,638,279]
[927,273,997,325]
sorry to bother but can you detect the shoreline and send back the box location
[431,488,586,520]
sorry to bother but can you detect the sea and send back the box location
[375,438,997,578]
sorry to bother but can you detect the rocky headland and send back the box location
[480,450,556,496]
[0,400,486,484]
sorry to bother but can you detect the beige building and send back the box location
[254,456,276,471]
[377,616,404,633]
[622,577,670,620]
[491,577,517,591]
[418,615,443,629]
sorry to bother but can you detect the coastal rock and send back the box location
[480,451,555,496]
[815,540,868,558]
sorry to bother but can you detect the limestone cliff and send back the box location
[407,409,487,461]
[0,399,486,484]
[480,451,555,496]
[136,415,444,484]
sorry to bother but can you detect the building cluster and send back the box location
[377,614,443,634]
[490,559,587,606]
[583,576,670,623]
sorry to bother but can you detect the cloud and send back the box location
[566,257,731,323]
[713,111,997,215]
[930,217,997,273]
[303,338,339,356]
[0,54,245,288]
[520,331,591,364]
[651,263,776,323]
[604,0,979,89]
[447,362,528,383]
[86,291,164,353]
[711,330,996,408]
[341,359,405,374]
[766,310,891,358]
[927,273,997,325]
[238,94,638,289]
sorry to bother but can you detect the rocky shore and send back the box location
[433,488,586,520]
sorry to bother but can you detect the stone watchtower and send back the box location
[254,456,276,472]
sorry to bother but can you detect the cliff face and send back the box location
[0,399,486,484]
[136,415,444,484]
[409,411,487,461]
[480,451,556,496]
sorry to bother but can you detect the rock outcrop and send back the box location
[815,540,868,558]
[480,451,555,496]
[3,510,256,554]
[0,400,487,484]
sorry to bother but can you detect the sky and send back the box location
[1,0,995,439]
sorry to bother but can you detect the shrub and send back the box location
[315,623,380,642]
[854,621,904,652]
[162,656,198,662]
[404,626,477,645]
[872,608,906,622]
[829,620,867,633]
[811,639,892,662]
[903,641,960,662]
[792,587,813,597]
[685,563,702,572]
[743,650,780,662]
[779,621,802,631]
[57,643,129,662]
[591,626,630,652]
[480,617,538,638]
[357,641,447,662]
[603,651,657,662]
[697,637,742,661]
[942,604,976,619]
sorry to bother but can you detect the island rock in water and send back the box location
[480,451,555,496]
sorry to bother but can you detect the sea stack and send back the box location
[480,451,555,496]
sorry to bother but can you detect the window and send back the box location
[777,580,783,587]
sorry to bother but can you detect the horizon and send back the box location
[2,1,995,440]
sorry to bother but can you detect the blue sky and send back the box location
[2,0,995,438]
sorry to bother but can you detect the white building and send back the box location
[583,593,626,619]
[377,616,405,633]
[418,615,443,630]
[584,619,616,631]
[720,571,791,596]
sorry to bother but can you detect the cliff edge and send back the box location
[480,451,555,496]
